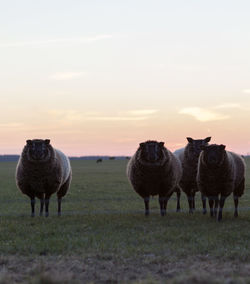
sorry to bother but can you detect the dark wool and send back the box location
[16,141,72,216]
[197,144,245,220]
[127,142,182,215]
[174,137,211,213]
[197,149,245,198]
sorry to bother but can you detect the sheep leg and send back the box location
[233,194,239,217]
[214,196,219,218]
[176,188,181,212]
[45,194,51,217]
[30,197,35,217]
[208,197,214,217]
[159,197,166,216]
[35,193,45,216]
[57,175,72,216]
[164,197,169,214]
[165,193,174,215]
[58,198,62,216]
[40,198,45,216]
[217,196,226,221]
[187,195,193,214]
[144,197,150,216]
[201,194,207,214]
[192,192,196,211]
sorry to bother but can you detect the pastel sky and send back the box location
[1,0,250,156]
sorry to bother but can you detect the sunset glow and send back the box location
[1,0,250,156]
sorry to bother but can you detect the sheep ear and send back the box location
[139,142,145,148]
[159,142,164,147]
[45,139,50,145]
[204,137,211,143]
[26,140,32,146]
[187,137,193,143]
[220,144,226,150]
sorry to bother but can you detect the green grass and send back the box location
[0,158,250,283]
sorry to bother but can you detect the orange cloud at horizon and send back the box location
[1,107,250,157]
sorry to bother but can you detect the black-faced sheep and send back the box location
[174,137,211,214]
[127,140,182,216]
[15,139,72,217]
[197,144,245,221]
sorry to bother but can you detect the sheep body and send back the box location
[127,141,182,216]
[197,144,245,221]
[174,137,211,213]
[16,139,72,217]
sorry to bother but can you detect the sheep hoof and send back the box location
[58,212,61,217]
[31,213,35,217]
[234,211,238,218]
[45,212,49,217]
[189,209,193,214]
[217,215,222,222]
[145,210,149,216]
[176,208,181,213]
[160,210,166,216]
[202,209,207,215]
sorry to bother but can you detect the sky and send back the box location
[0,0,250,156]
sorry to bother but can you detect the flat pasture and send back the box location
[0,158,250,283]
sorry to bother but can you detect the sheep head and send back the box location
[26,139,52,162]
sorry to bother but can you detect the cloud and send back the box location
[242,89,250,94]
[47,108,159,122]
[0,34,114,48]
[87,109,159,121]
[47,109,84,121]
[213,103,241,109]
[0,123,24,129]
[49,72,85,80]
[86,116,148,121]
[125,109,159,116]
[213,103,250,111]
[179,107,229,122]
[84,34,113,42]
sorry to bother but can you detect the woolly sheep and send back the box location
[197,144,246,221]
[127,140,182,216]
[15,139,72,217]
[174,137,211,213]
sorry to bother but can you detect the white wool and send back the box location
[55,149,71,182]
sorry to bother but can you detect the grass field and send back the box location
[1,158,250,283]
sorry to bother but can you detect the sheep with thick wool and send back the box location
[16,139,72,217]
[174,137,211,213]
[197,144,245,221]
[127,140,182,216]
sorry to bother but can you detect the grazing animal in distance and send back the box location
[127,140,182,216]
[96,158,102,163]
[174,137,211,214]
[197,144,245,221]
[15,139,72,217]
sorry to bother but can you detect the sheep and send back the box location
[96,158,102,163]
[15,139,72,217]
[197,144,246,221]
[174,137,211,214]
[126,140,182,216]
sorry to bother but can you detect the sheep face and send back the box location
[26,139,51,162]
[139,141,165,163]
[186,137,211,158]
[201,144,226,168]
